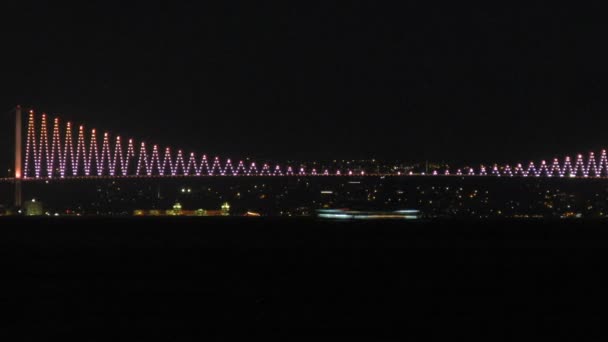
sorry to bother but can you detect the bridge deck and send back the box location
[0,174,601,183]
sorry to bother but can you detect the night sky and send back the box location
[2,3,608,171]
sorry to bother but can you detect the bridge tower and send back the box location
[14,105,22,208]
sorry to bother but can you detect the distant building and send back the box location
[23,199,43,216]
[221,202,230,216]
[133,202,232,217]
[169,202,183,216]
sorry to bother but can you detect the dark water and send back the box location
[2,217,608,340]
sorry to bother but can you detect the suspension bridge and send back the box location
[3,106,608,206]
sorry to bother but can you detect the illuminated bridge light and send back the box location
[16,111,608,180]
[236,160,246,175]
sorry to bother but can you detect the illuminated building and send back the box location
[23,199,44,216]
[132,202,232,217]
[170,202,183,216]
[221,202,230,216]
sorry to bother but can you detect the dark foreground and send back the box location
[2,217,608,340]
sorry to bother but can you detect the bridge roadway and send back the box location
[0,174,401,182]
[0,173,598,182]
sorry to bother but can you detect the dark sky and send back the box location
[2,3,608,170]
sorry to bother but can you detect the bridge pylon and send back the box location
[14,105,22,208]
